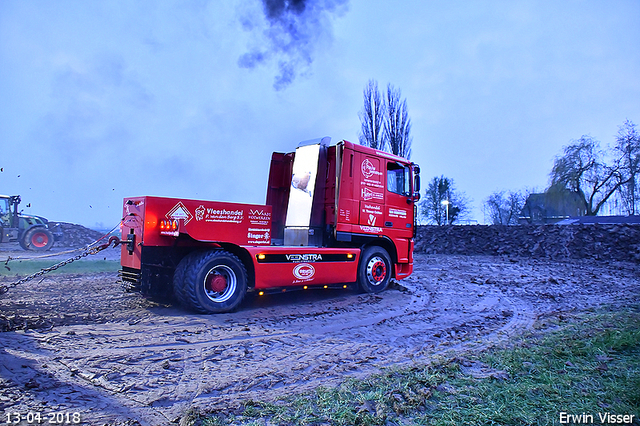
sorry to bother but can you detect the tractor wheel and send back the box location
[22,227,55,251]
[181,250,248,314]
[357,246,392,294]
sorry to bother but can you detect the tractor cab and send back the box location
[0,194,62,251]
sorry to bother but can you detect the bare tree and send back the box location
[549,135,623,216]
[383,84,412,159]
[358,80,385,150]
[613,119,640,215]
[484,190,527,225]
[420,176,469,225]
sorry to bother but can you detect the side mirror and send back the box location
[407,192,421,204]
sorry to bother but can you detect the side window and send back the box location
[0,200,8,226]
[387,163,409,195]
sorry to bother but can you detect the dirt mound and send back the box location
[415,224,640,262]
[53,222,108,248]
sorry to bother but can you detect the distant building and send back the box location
[519,190,586,224]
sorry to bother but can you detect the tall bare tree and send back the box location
[383,84,412,159]
[549,135,622,216]
[613,119,640,215]
[358,80,385,150]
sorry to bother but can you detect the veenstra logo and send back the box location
[286,254,323,262]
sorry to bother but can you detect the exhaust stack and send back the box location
[283,137,330,246]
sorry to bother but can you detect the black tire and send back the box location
[357,246,392,294]
[173,251,200,307]
[22,227,55,251]
[181,250,248,314]
[18,231,28,250]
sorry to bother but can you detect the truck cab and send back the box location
[120,138,420,313]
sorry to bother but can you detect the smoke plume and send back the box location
[238,0,348,91]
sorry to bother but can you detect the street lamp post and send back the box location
[441,200,450,225]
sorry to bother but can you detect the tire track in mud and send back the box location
[1,254,639,425]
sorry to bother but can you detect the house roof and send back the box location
[556,215,640,225]
[520,191,586,220]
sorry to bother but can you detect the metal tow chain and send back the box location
[0,235,121,296]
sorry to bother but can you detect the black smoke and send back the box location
[238,0,348,91]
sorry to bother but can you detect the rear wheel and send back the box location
[173,251,199,306]
[21,227,55,251]
[181,250,248,314]
[357,246,392,293]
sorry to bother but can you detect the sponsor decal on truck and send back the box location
[249,209,272,226]
[247,228,271,244]
[168,202,193,225]
[286,253,323,262]
[293,263,315,283]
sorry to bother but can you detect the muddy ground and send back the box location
[1,245,639,425]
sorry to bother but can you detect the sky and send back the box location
[1,0,639,229]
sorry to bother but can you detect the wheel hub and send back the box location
[367,258,387,284]
[203,264,237,303]
[207,274,228,293]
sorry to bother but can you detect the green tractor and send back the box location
[0,194,63,251]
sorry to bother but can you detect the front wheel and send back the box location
[357,246,392,293]
[21,227,55,251]
[180,250,248,314]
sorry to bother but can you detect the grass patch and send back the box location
[193,304,640,426]
[0,259,120,276]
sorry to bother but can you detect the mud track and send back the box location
[1,253,639,425]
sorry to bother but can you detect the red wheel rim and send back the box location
[366,256,387,285]
[31,231,49,248]
[371,260,386,282]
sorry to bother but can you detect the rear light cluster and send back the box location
[159,219,178,232]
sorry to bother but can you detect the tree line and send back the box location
[484,120,640,225]
[356,79,639,224]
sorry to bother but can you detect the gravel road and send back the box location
[1,249,638,425]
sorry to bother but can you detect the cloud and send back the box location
[238,0,348,91]
[38,54,154,166]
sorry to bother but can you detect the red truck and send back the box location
[120,138,420,313]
